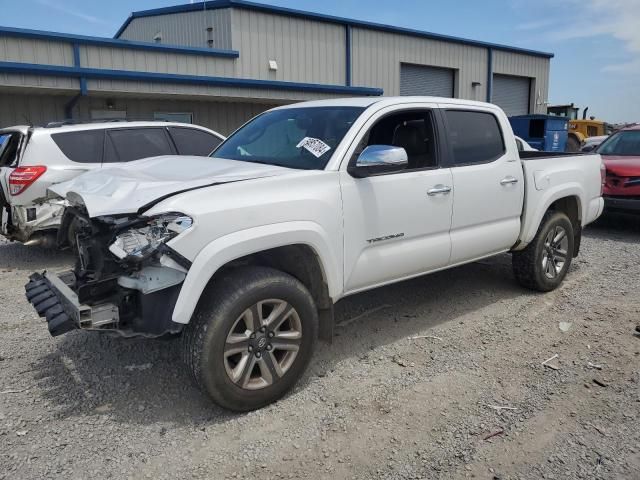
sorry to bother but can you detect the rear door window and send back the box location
[445,110,505,165]
[51,130,104,164]
[106,128,175,163]
[168,127,222,156]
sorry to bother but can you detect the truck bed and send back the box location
[517,151,604,248]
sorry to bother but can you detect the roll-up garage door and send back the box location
[492,74,530,117]
[400,63,455,98]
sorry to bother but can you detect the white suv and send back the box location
[0,121,224,246]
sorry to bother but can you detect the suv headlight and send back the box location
[109,213,193,261]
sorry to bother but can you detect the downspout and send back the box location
[64,43,88,120]
[345,24,352,87]
[486,47,493,103]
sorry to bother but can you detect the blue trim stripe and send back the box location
[0,61,383,96]
[0,25,239,58]
[114,0,554,59]
[72,43,88,96]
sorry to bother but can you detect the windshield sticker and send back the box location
[296,137,331,158]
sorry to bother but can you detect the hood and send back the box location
[49,155,295,217]
[602,155,640,177]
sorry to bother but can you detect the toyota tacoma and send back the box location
[25,97,605,411]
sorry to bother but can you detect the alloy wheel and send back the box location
[223,299,302,390]
[541,226,569,279]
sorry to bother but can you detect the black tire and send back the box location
[512,211,575,292]
[566,136,580,152]
[182,266,318,411]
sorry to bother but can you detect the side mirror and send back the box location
[349,145,408,177]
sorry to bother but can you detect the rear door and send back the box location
[104,127,176,165]
[440,106,524,264]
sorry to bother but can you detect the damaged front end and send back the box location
[25,207,192,337]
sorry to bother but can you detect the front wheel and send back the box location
[182,266,318,411]
[512,211,575,292]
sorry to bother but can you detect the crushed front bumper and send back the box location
[25,271,119,337]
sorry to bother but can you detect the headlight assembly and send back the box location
[108,213,193,261]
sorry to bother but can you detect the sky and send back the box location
[2,0,639,123]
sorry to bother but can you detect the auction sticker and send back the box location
[296,137,331,158]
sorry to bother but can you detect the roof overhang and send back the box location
[0,61,383,97]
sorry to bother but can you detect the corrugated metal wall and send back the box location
[493,50,549,114]
[73,97,278,135]
[0,93,69,127]
[230,9,346,85]
[0,37,78,92]
[118,9,233,50]
[0,92,277,134]
[351,28,488,101]
[0,8,552,121]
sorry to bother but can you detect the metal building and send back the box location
[0,0,553,134]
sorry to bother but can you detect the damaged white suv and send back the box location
[25,97,604,411]
[0,122,224,246]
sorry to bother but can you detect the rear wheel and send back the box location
[512,211,574,292]
[182,266,318,411]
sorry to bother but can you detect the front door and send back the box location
[340,105,453,293]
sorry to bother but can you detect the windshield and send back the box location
[211,107,365,170]
[597,130,640,156]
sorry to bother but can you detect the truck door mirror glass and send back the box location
[351,145,408,177]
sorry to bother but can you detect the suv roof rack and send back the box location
[41,118,183,128]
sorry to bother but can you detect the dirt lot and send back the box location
[1,215,639,480]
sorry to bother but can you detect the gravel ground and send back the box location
[1,214,639,480]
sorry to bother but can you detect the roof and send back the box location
[271,96,503,110]
[114,0,554,59]
[28,121,222,135]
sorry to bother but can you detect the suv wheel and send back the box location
[512,211,575,292]
[182,266,318,411]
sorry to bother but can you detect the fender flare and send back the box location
[518,184,584,247]
[171,221,341,324]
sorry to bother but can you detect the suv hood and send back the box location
[49,155,295,217]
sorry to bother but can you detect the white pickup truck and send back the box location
[25,97,604,411]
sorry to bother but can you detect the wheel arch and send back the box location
[518,187,584,250]
[171,222,340,337]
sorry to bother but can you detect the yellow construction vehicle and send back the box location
[547,104,611,152]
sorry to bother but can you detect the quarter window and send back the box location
[168,127,222,156]
[51,130,104,164]
[445,110,505,165]
[106,128,175,163]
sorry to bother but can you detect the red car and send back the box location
[597,125,640,213]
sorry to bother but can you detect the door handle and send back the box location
[427,185,452,196]
[500,176,519,185]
